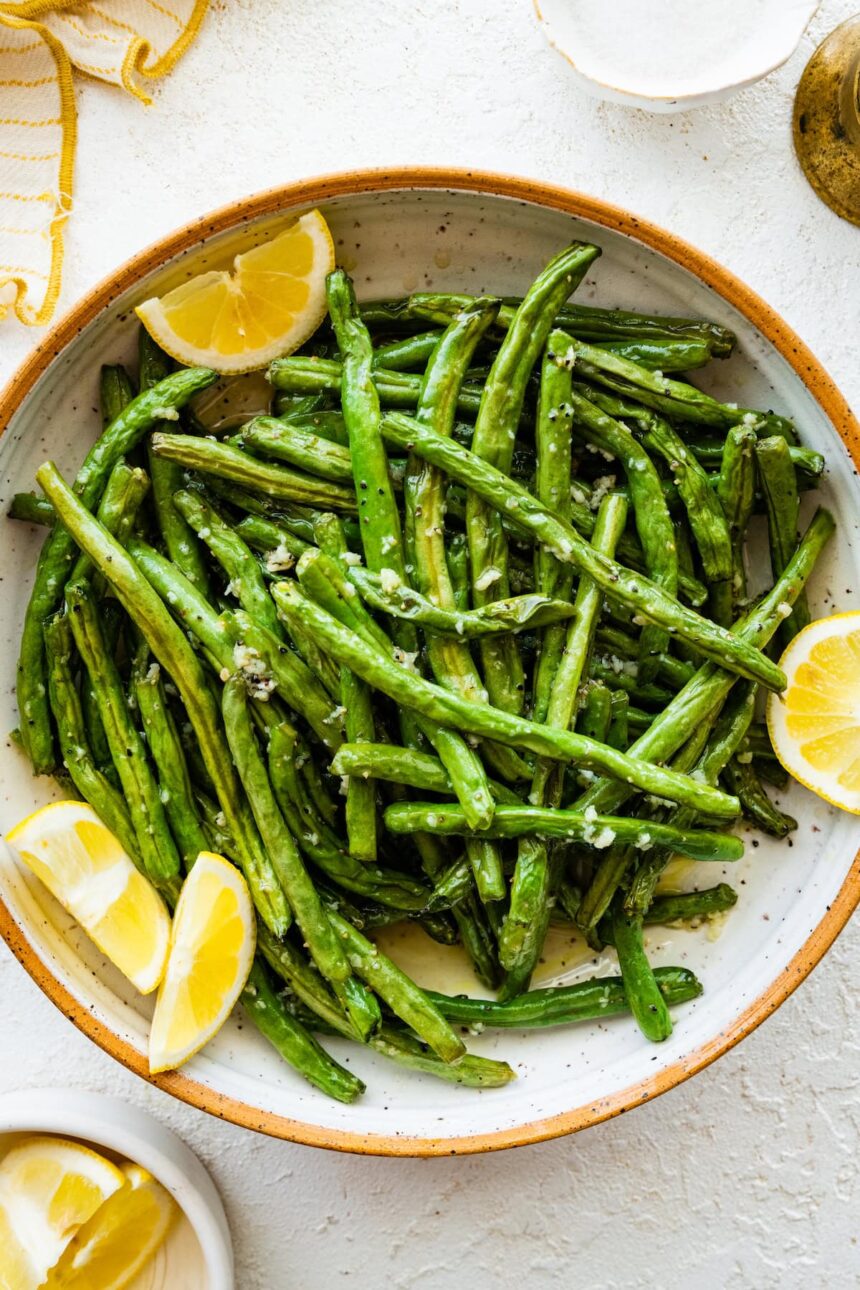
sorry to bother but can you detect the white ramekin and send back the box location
[534,0,821,112]
[0,1088,234,1289]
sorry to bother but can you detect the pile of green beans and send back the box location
[10,240,833,1100]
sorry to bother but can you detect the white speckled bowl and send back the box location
[0,1088,233,1287]
[0,170,858,1156]
[534,0,820,112]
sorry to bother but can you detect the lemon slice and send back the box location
[767,612,860,813]
[149,851,255,1074]
[135,210,335,374]
[44,1163,177,1290]
[0,1135,126,1289]
[6,801,171,994]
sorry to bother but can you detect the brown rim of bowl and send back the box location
[1,167,858,1158]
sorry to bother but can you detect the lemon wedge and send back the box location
[149,851,255,1074]
[0,1136,125,1289]
[6,801,171,995]
[767,611,860,813]
[135,210,335,374]
[44,1163,177,1290]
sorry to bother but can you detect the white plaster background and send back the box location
[2,1,860,1285]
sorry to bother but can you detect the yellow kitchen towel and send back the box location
[0,0,208,325]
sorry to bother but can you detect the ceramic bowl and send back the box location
[0,1088,233,1287]
[534,0,821,112]
[0,169,858,1156]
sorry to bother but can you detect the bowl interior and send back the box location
[1,181,858,1152]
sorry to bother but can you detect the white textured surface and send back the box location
[1,1,859,1285]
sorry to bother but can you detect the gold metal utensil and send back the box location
[793,14,860,225]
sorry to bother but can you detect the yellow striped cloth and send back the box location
[0,0,208,325]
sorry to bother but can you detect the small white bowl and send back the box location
[534,0,820,112]
[0,1089,233,1289]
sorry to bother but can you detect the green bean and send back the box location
[383,802,742,862]
[449,479,709,609]
[367,1025,515,1087]
[240,415,354,482]
[139,330,212,599]
[242,961,365,1103]
[280,409,350,446]
[755,435,810,646]
[348,569,578,637]
[686,437,824,478]
[268,579,343,701]
[268,354,484,415]
[275,578,739,817]
[234,514,310,568]
[272,392,331,422]
[531,342,576,726]
[446,532,469,609]
[223,676,380,1039]
[401,295,534,790]
[341,666,378,863]
[405,300,502,696]
[577,682,613,742]
[18,367,216,775]
[327,271,407,572]
[131,640,209,872]
[500,494,628,992]
[716,425,758,621]
[125,536,233,670]
[607,689,629,751]
[43,614,140,863]
[611,903,672,1042]
[409,293,736,357]
[574,386,735,605]
[466,247,600,715]
[258,927,512,1086]
[373,331,441,371]
[597,337,712,371]
[425,964,703,1029]
[621,683,757,920]
[753,757,789,790]
[560,368,678,681]
[330,742,520,806]
[638,410,732,597]
[723,757,797,837]
[172,489,283,640]
[568,337,795,439]
[151,434,357,512]
[595,627,694,691]
[225,610,344,750]
[328,910,465,1063]
[381,412,785,691]
[267,727,430,912]
[65,583,181,900]
[200,476,347,545]
[99,364,136,426]
[38,462,291,937]
[639,884,738,926]
[8,493,54,527]
[326,269,429,755]
[69,460,149,590]
[290,375,496,826]
[588,659,673,709]
[558,496,629,727]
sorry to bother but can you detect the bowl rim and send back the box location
[1,166,858,1158]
